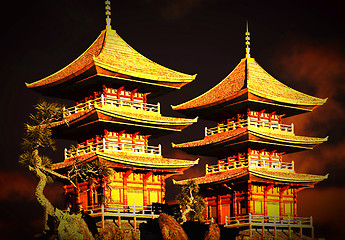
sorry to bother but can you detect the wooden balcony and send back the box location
[64,138,161,159]
[63,94,160,117]
[205,118,294,136]
[248,158,294,171]
[82,204,159,228]
[205,159,294,174]
[206,160,248,174]
[225,213,314,239]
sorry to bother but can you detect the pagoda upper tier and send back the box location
[172,57,327,120]
[173,109,328,156]
[26,29,196,100]
[50,86,197,140]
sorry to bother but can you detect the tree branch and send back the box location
[39,165,79,190]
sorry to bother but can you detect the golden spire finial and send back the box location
[105,0,111,30]
[245,21,251,58]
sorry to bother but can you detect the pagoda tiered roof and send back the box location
[53,151,198,174]
[174,167,328,186]
[172,57,327,119]
[51,104,197,140]
[172,125,328,156]
[26,29,196,99]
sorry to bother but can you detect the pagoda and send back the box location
[26,1,198,227]
[172,24,328,239]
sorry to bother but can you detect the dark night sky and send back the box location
[1,0,345,239]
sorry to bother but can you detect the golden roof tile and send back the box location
[172,126,327,151]
[52,151,198,171]
[172,57,327,115]
[173,167,328,185]
[26,29,196,94]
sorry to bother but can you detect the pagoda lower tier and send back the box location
[172,116,327,157]
[173,160,327,239]
[53,137,198,213]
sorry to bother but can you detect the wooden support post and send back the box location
[134,217,137,230]
[118,216,121,229]
[274,225,277,238]
[262,225,264,238]
[311,226,314,239]
[101,204,105,229]
[217,195,222,225]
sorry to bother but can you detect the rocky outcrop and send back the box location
[159,213,189,240]
[204,223,220,240]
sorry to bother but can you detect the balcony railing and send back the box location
[83,203,158,218]
[248,118,294,133]
[81,203,159,228]
[64,138,161,159]
[225,213,313,228]
[63,94,160,117]
[204,118,294,136]
[249,158,294,171]
[206,160,248,174]
[206,159,294,174]
[205,119,248,136]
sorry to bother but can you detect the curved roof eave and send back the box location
[247,58,327,107]
[172,59,246,111]
[93,29,196,84]
[172,57,327,113]
[26,30,106,89]
[249,169,329,183]
[26,29,197,90]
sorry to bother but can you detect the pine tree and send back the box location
[19,100,112,239]
[176,180,206,223]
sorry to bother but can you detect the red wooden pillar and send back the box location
[233,191,237,217]
[264,184,274,215]
[279,186,289,216]
[143,171,153,206]
[217,195,222,224]
[123,170,133,205]
[293,189,298,217]
[161,175,166,203]
[248,184,252,215]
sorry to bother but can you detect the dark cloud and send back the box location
[299,187,345,240]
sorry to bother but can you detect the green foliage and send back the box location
[67,144,114,185]
[176,180,206,222]
[19,100,64,170]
